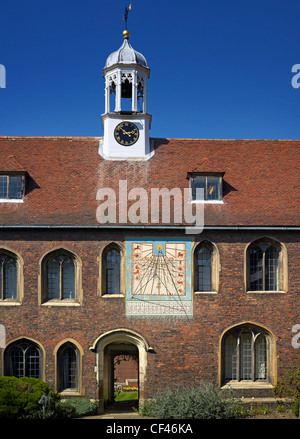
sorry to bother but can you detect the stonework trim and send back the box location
[97,242,126,298]
[218,321,277,388]
[1,336,46,381]
[53,338,84,395]
[192,240,220,294]
[90,328,152,414]
[0,246,24,305]
[244,236,288,294]
[38,245,83,306]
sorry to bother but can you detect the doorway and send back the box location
[105,343,139,412]
[90,329,151,414]
[114,352,139,404]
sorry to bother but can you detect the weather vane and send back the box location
[123,2,132,31]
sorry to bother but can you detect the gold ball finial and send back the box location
[123,29,130,39]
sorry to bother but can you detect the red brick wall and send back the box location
[0,228,299,399]
[114,355,138,387]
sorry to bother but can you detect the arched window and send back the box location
[5,340,41,379]
[47,254,75,300]
[102,246,121,295]
[0,253,17,300]
[194,242,219,293]
[248,240,282,291]
[57,343,80,392]
[222,324,272,385]
[41,250,80,303]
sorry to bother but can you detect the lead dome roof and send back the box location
[105,36,148,69]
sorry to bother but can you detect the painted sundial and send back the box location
[126,239,192,316]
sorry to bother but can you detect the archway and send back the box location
[90,329,152,414]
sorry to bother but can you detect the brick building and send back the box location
[0,28,299,413]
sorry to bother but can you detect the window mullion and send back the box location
[7,176,10,199]
[23,348,26,377]
[60,261,63,300]
[2,259,6,299]
[236,336,240,381]
[262,251,266,291]
[251,333,255,381]
[0,261,3,300]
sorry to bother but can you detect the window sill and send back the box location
[222,381,273,389]
[0,300,21,306]
[41,300,81,307]
[59,390,81,396]
[191,200,224,204]
[195,291,218,295]
[102,294,124,299]
[0,198,24,203]
[246,290,285,294]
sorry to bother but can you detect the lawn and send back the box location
[115,391,138,402]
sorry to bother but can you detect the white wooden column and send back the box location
[115,69,122,112]
[143,76,148,113]
[132,70,138,112]
[105,77,110,113]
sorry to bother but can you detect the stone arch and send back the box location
[3,336,46,380]
[53,338,84,395]
[38,245,83,305]
[244,236,288,293]
[218,321,277,387]
[90,329,153,413]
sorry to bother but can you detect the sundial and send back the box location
[126,239,192,317]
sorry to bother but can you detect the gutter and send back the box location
[0,225,299,231]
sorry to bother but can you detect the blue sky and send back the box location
[0,0,300,139]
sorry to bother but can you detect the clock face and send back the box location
[114,122,139,146]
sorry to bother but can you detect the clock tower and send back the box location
[99,29,152,160]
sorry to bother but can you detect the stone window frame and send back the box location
[244,237,288,294]
[0,246,24,306]
[219,322,277,389]
[193,240,220,295]
[38,246,83,306]
[98,242,125,299]
[53,339,84,396]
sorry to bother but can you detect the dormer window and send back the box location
[0,175,25,201]
[189,173,224,203]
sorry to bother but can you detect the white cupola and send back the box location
[99,30,153,160]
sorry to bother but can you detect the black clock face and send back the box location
[114,122,139,146]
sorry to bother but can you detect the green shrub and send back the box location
[142,382,242,419]
[138,399,156,417]
[60,396,98,417]
[0,376,59,419]
[292,397,300,417]
[273,362,300,399]
[54,401,77,419]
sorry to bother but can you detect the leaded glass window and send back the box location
[0,254,17,300]
[0,175,24,199]
[47,253,75,300]
[195,244,212,291]
[223,327,268,383]
[6,342,41,379]
[58,344,79,392]
[103,247,120,294]
[62,347,77,390]
[225,334,237,381]
[249,243,279,291]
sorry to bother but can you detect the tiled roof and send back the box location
[0,136,299,227]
